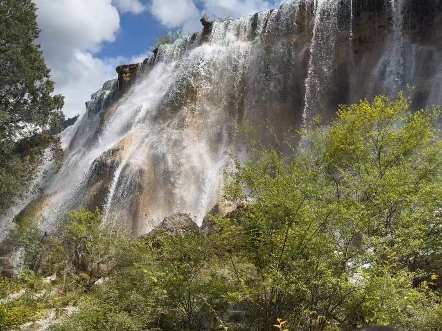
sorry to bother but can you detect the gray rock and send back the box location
[156,213,199,235]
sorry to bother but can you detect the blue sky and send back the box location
[33,0,282,117]
[97,10,167,59]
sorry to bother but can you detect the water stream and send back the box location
[2,0,442,235]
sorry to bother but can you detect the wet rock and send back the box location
[85,79,119,115]
[200,14,213,42]
[116,63,140,91]
[62,115,79,129]
[200,14,213,33]
[155,213,199,236]
[152,48,159,58]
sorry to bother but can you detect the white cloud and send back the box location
[147,0,278,32]
[33,0,281,117]
[49,53,116,118]
[50,51,149,118]
[34,0,124,117]
[149,0,200,27]
[113,0,147,14]
[35,0,120,53]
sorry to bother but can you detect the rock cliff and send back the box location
[2,0,442,236]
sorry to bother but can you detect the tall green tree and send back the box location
[223,93,442,330]
[0,0,64,212]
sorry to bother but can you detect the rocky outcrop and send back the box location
[0,257,14,278]
[116,64,140,91]
[84,79,119,115]
[200,14,214,42]
[200,202,236,236]
[5,0,442,238]
[200,204,221,236]
[200,14,213,34]
[153,213,199,236]
[62,115,79,129]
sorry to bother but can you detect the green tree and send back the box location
[8,95,442,331]
[0,0,64,212]
[222,93,442,330]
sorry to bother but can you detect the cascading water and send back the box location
[349,0,354,40]
[370,0,406,96]
[303,0,340,126]
[2,0,442,236]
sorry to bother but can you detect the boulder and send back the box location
[155,213,199,235]
[0,257,13,270]
[0,254,16,278]
[1,268,15,278]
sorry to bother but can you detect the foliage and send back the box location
[153,29,183,50]
[0,0,64,213]
[12,208,127,292]
[49,231,234,331]
[0,209,127,330]
[222,93,442,330]
[0,273,52,329]
[4,94,442,331]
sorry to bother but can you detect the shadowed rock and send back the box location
[116,64,140,91]
[1,269,15,278]
[200,205,221,236]
[0,257,14,278]
[0,257,13,269]
[200,14,213,33]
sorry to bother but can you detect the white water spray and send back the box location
[303,0,340,127]
[370,0,406,96]
[2,0,442,236]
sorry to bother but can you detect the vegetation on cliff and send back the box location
[0,0,64,213]
[2,94,442,331]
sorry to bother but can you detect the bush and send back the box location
[7,95,442,331]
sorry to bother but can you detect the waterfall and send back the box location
[370,0,406,96]
[349,0,354,41]
[385,0,406,94]
[2,0,442,236]
[303,0,340,127]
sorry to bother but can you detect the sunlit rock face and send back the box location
[2,0,442,235]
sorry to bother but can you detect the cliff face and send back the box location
[2,0,442,235]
